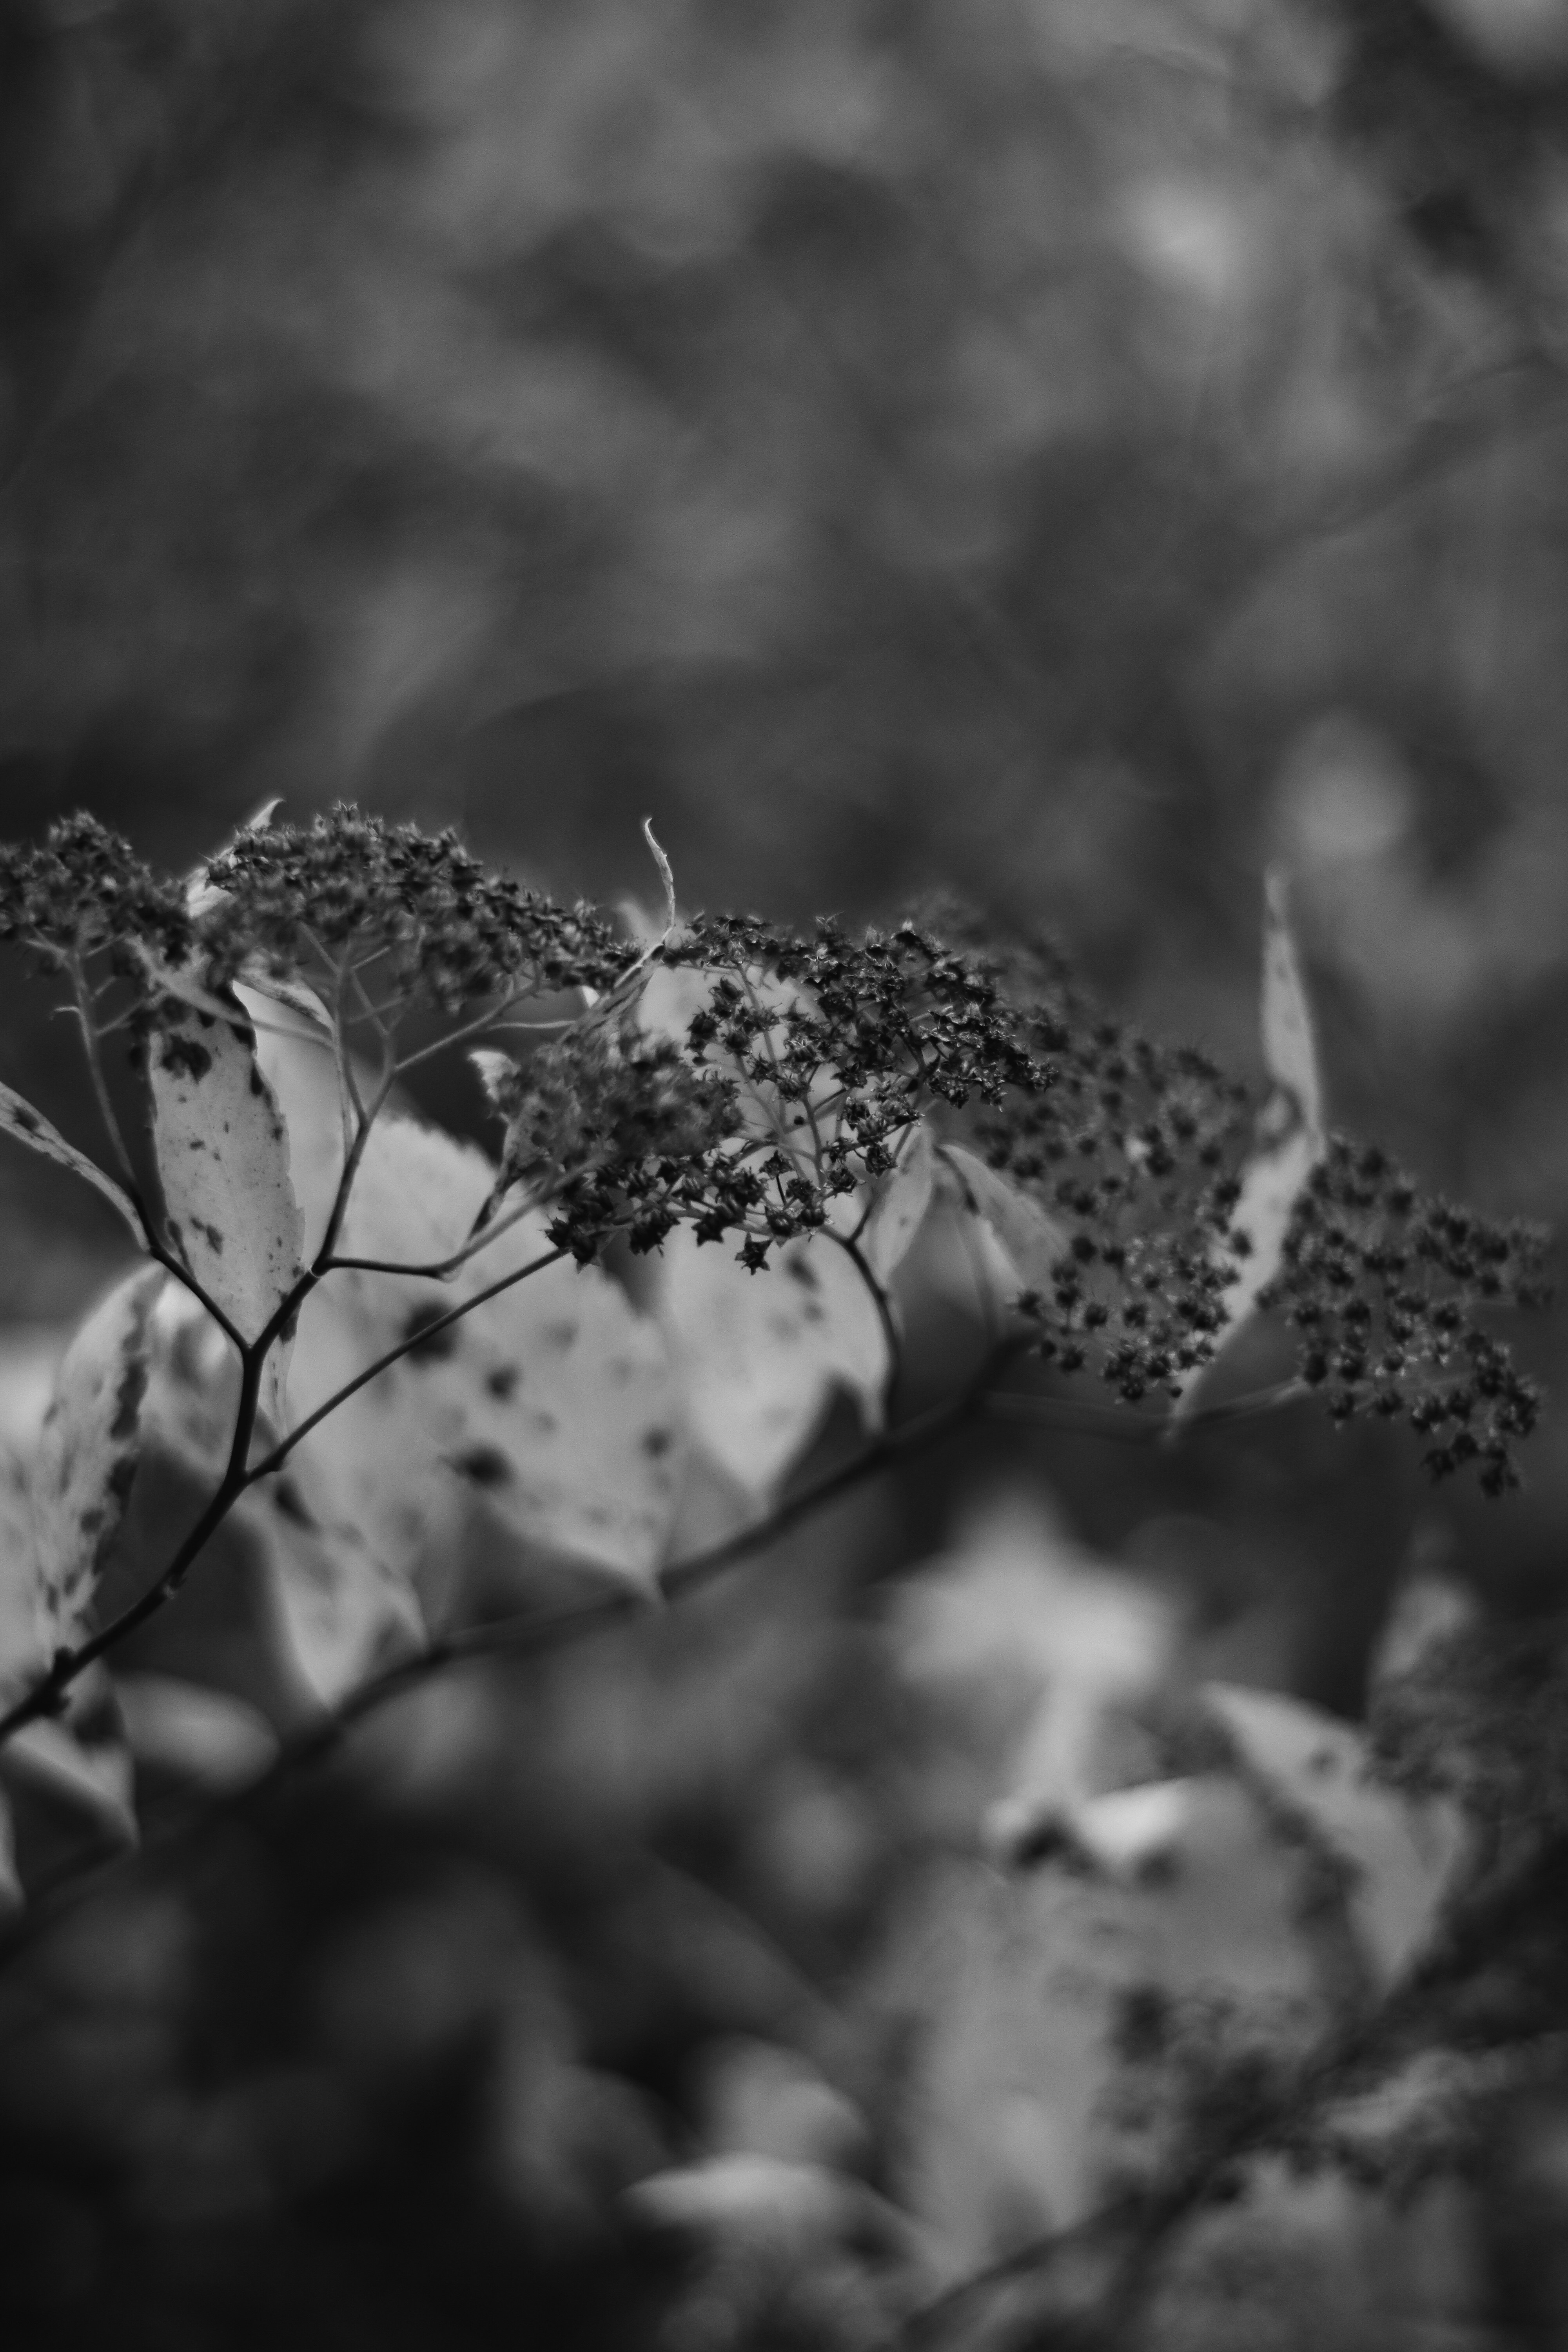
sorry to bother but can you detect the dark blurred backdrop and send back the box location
[6,5,1568,2343]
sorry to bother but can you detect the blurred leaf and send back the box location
[1259,867,1324,1134]
[4,1710,136,1847]
[896,1490,1178,1869]
[114,1671,278,1791]
[1176,872,1326,1414]
[877,1801,1325,2268]
[627,2150,861,2241]
[937,1143,1067,1299]
[857,1119,936,1283]
[251,1472,426,1708]
[1203,1682,1468,1990]
[657,1226,888,1503]
[0,1078,147,1247]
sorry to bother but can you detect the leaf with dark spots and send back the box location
[150,1000,303,1416]
[157,1032,214,1082]
[283,1119,685,1591]
[455,1445,514,1489]
[401,1301,459,1363]
[27,1267,165,1680]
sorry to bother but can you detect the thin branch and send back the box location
[390,986,539,1077]
[981,1375,1308,1443]
[0,1220,565,1749]
[244,1243,570,1482]
[320,1194,548,1283]
[66,957,139,1194]
[831,1227,904,1414]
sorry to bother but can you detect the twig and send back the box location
[981,1376,1308,1443]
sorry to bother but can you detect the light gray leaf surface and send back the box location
[150,1001,305,1343]
[657,1226,887,1503]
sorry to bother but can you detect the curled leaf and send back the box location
[1174,871,1326,1414]
[1203,1682,1467,1989]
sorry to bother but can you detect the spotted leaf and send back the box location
[31,1266,163,1660]
[149,995,304,1428]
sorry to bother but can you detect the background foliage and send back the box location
[4,1,1568,2343]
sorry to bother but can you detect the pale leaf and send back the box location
[470,1048,515,1108]
[1204,1682,1467,1989]
[1260,866,1322,1129]
[291,1116,684,1587]
[5,1714,137,1845]
[250,1477,426,1708]
[858,1121,936,1283]
[141,1281,239,1479]
[628,2153,860,2242]
[898,1492,1176,1866]
[32,1265,164,1654]
[938,1144,1066,1294]
[444,1220,685,1588]
[657,1227,888,1502]
[1202,1122,1320,1357]
[184,796,284,917]
[149,997,304,1433]
[0,1079,147,1246]
[1173,875,1325,1414]
[232,979,347,1265]
[115,1672,278,1790]
[1066,1778,1198,1879]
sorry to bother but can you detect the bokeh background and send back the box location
[5,2,1568,2344]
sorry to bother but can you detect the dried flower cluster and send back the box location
[200,806,637,1015]
[0,812,192,975]
[478,1018,742,1256]
[0,809,1546,1489]
[1275,1142,1546,1495]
